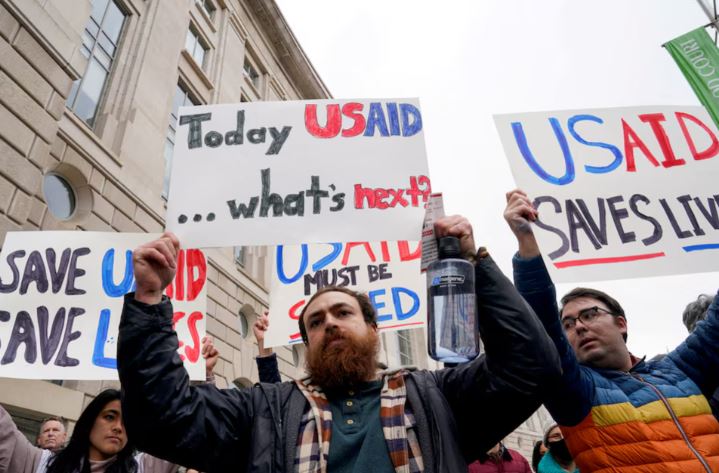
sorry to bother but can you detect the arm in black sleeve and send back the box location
[433,254,561,458]
[117,294,254,472]
[257,353,282,383]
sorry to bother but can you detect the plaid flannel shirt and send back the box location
[294,370,424,473]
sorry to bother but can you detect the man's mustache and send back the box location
[322,327,346,349]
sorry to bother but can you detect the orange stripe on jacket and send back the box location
[562,401,719,473]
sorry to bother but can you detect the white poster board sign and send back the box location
[266,241,426,347]
[166,99,431,247]
[495,105,719,282]
[0,232,206,380]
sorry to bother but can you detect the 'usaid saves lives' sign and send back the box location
[0,232,206,380]
[495,105,719,282]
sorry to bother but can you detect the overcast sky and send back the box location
[275,0,719,357]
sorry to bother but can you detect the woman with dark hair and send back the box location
[45,388,140,473]
[0,388,177,473]
[1,337,218,473]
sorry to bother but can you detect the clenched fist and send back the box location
[133,232,180,305]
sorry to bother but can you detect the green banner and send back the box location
[666,27,719,128]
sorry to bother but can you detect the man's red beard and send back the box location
[305,325,379,391]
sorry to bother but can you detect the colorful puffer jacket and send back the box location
[560,356,718,472]
[514,255,719,473]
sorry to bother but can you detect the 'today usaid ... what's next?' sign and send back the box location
[166,99,430,248]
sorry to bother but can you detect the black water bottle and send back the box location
[427,236,479,363]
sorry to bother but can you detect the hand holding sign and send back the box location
[132,232,180,305]
[503,189,540,259]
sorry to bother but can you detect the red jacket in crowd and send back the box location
[468,446,532,473]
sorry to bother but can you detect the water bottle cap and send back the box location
[438,236,462,259]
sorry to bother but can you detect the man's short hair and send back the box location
[298,286,377,344]
[38,415,67,433]
[683,294,713,333]
[560,287,627,342]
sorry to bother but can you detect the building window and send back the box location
[163,84,198,197]
[185,26,208,69]
[67,0,126,126]
[397,329,413,366]
[234,246,246,267]
[243,57,260,89]
[238,309,249,338]
[196,0,216,19]
[43,173,77,220]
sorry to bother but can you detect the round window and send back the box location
[43,173,76,220]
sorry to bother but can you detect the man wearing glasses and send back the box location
[503,189,719,473]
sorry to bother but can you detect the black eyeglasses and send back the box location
[561,306,617,331]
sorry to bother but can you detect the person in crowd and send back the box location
[36,416,67,452]
[117,216,561,472]
[683,293,714,333]
[682,294,719,419]
[531,440,546,473]
[0,388,177,473]
[468,441,532,473]
[0,338,218,473]
[503,188,719,472]
[536,425,577,473]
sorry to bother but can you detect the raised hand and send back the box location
[132,232,180,305]
[503,189,540,258]
[202,335,219,377]
[253,312,273,357]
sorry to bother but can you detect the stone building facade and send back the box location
[0,0,548,459]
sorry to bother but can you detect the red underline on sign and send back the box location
[553,252,666,269]
[381,321,425,330]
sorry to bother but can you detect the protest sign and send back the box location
[165,99,431,248]
[495,106,719,282]
[0,232,206,380]
[265,241,425,347]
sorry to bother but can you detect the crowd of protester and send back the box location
[1,188,717,472]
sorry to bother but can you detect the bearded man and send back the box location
[117,216,560,472]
